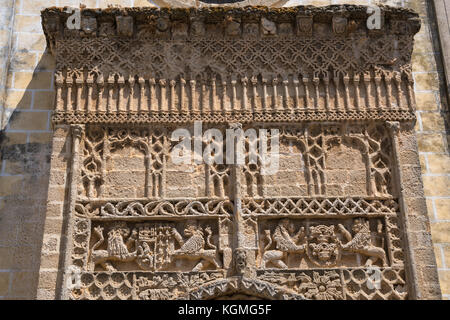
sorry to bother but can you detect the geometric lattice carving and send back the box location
[40,5,435,300]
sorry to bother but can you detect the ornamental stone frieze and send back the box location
[40,5,441,300]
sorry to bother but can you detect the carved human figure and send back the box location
[338,219,387,267]
[261,219,306,269]
[89,223,138,271]
[170,220,222,271]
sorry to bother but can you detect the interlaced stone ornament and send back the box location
[40,5,441,300]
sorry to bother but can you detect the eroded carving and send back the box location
[88,220,222,272]
[338,218,387,267]
[41,5,425,300]
[261,219,306,269]
[258,218,389,269]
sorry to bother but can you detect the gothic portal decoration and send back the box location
[40,5,441,300]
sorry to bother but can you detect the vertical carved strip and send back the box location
[160,79,167,112]
[161,137,167,198]
[180,77,187,113]
[206,164,212,197]
[394,72,403,109]
[75,76,83,112]
[138,77,146,113]
[86,75,94,113]
[145,152,151,198]
[272,77,279,111]
[66,77,73,112]
[169,80,176,113]
[363,72,371,110]
[117,76,125,112]
[282,77,289,110]
[303,126,312,196]
[405,73,415,111]
[96,75,104,112]
[229,123,245,267]
[293,75,300,110]
[384,73,393,109]
[262,77,268,112]
[343,74,350,111]
[231,76,237,112]
[353,74,360,110]
[55,74,64,111]
[107,75,115,113]
[323,76,330,111]
[221,77,227,113]
[387,121,420,299]
[242,77,248,112]
[211,77,216,113]
[190,79,197,113]
[61,124,84,300]
[201,79,207,114]
[313,77,320,110]
[100,129,109,198]
[251,76,258,112]
[149,78,156,112]
[303,76,310,109]
[363,130,374,196]
[128,76,135,112]
[333,77,340,112]
[374,73,382,110]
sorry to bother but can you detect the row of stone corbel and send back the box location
[42,6,421,43]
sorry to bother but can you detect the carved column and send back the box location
[60,124,84,300]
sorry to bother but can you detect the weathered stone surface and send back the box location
[34,4,443,300]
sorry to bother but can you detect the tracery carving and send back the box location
[42,6,420,125]
[42,5,426,300]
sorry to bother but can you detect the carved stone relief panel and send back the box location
[40,5,441,300]
[67,121,408,299]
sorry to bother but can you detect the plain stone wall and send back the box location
[0,0,448,299]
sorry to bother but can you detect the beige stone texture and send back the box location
[0,0,447,300]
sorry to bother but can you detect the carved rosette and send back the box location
[41,5,422,300]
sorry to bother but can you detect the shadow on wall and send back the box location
[0,52,55,299]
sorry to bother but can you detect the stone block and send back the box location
[421,113,446,131]
[417,133,446,152]
[0,272,10,296]
[415,92,438,111]
[431,222,450,243]
[427,154,450,174]
[435,199,450,220]
[423,175,450,197]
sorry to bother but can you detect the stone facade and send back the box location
[0,0,448,300]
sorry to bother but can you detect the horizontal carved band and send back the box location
[44,6,420,123]
[53,110,415,124]
[69,268,407,300]
[242,197,399,216]
[75,198,234,218]
[74,197,398,218]
[42,6,420,48]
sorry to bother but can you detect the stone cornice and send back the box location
[42,5,420,52]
